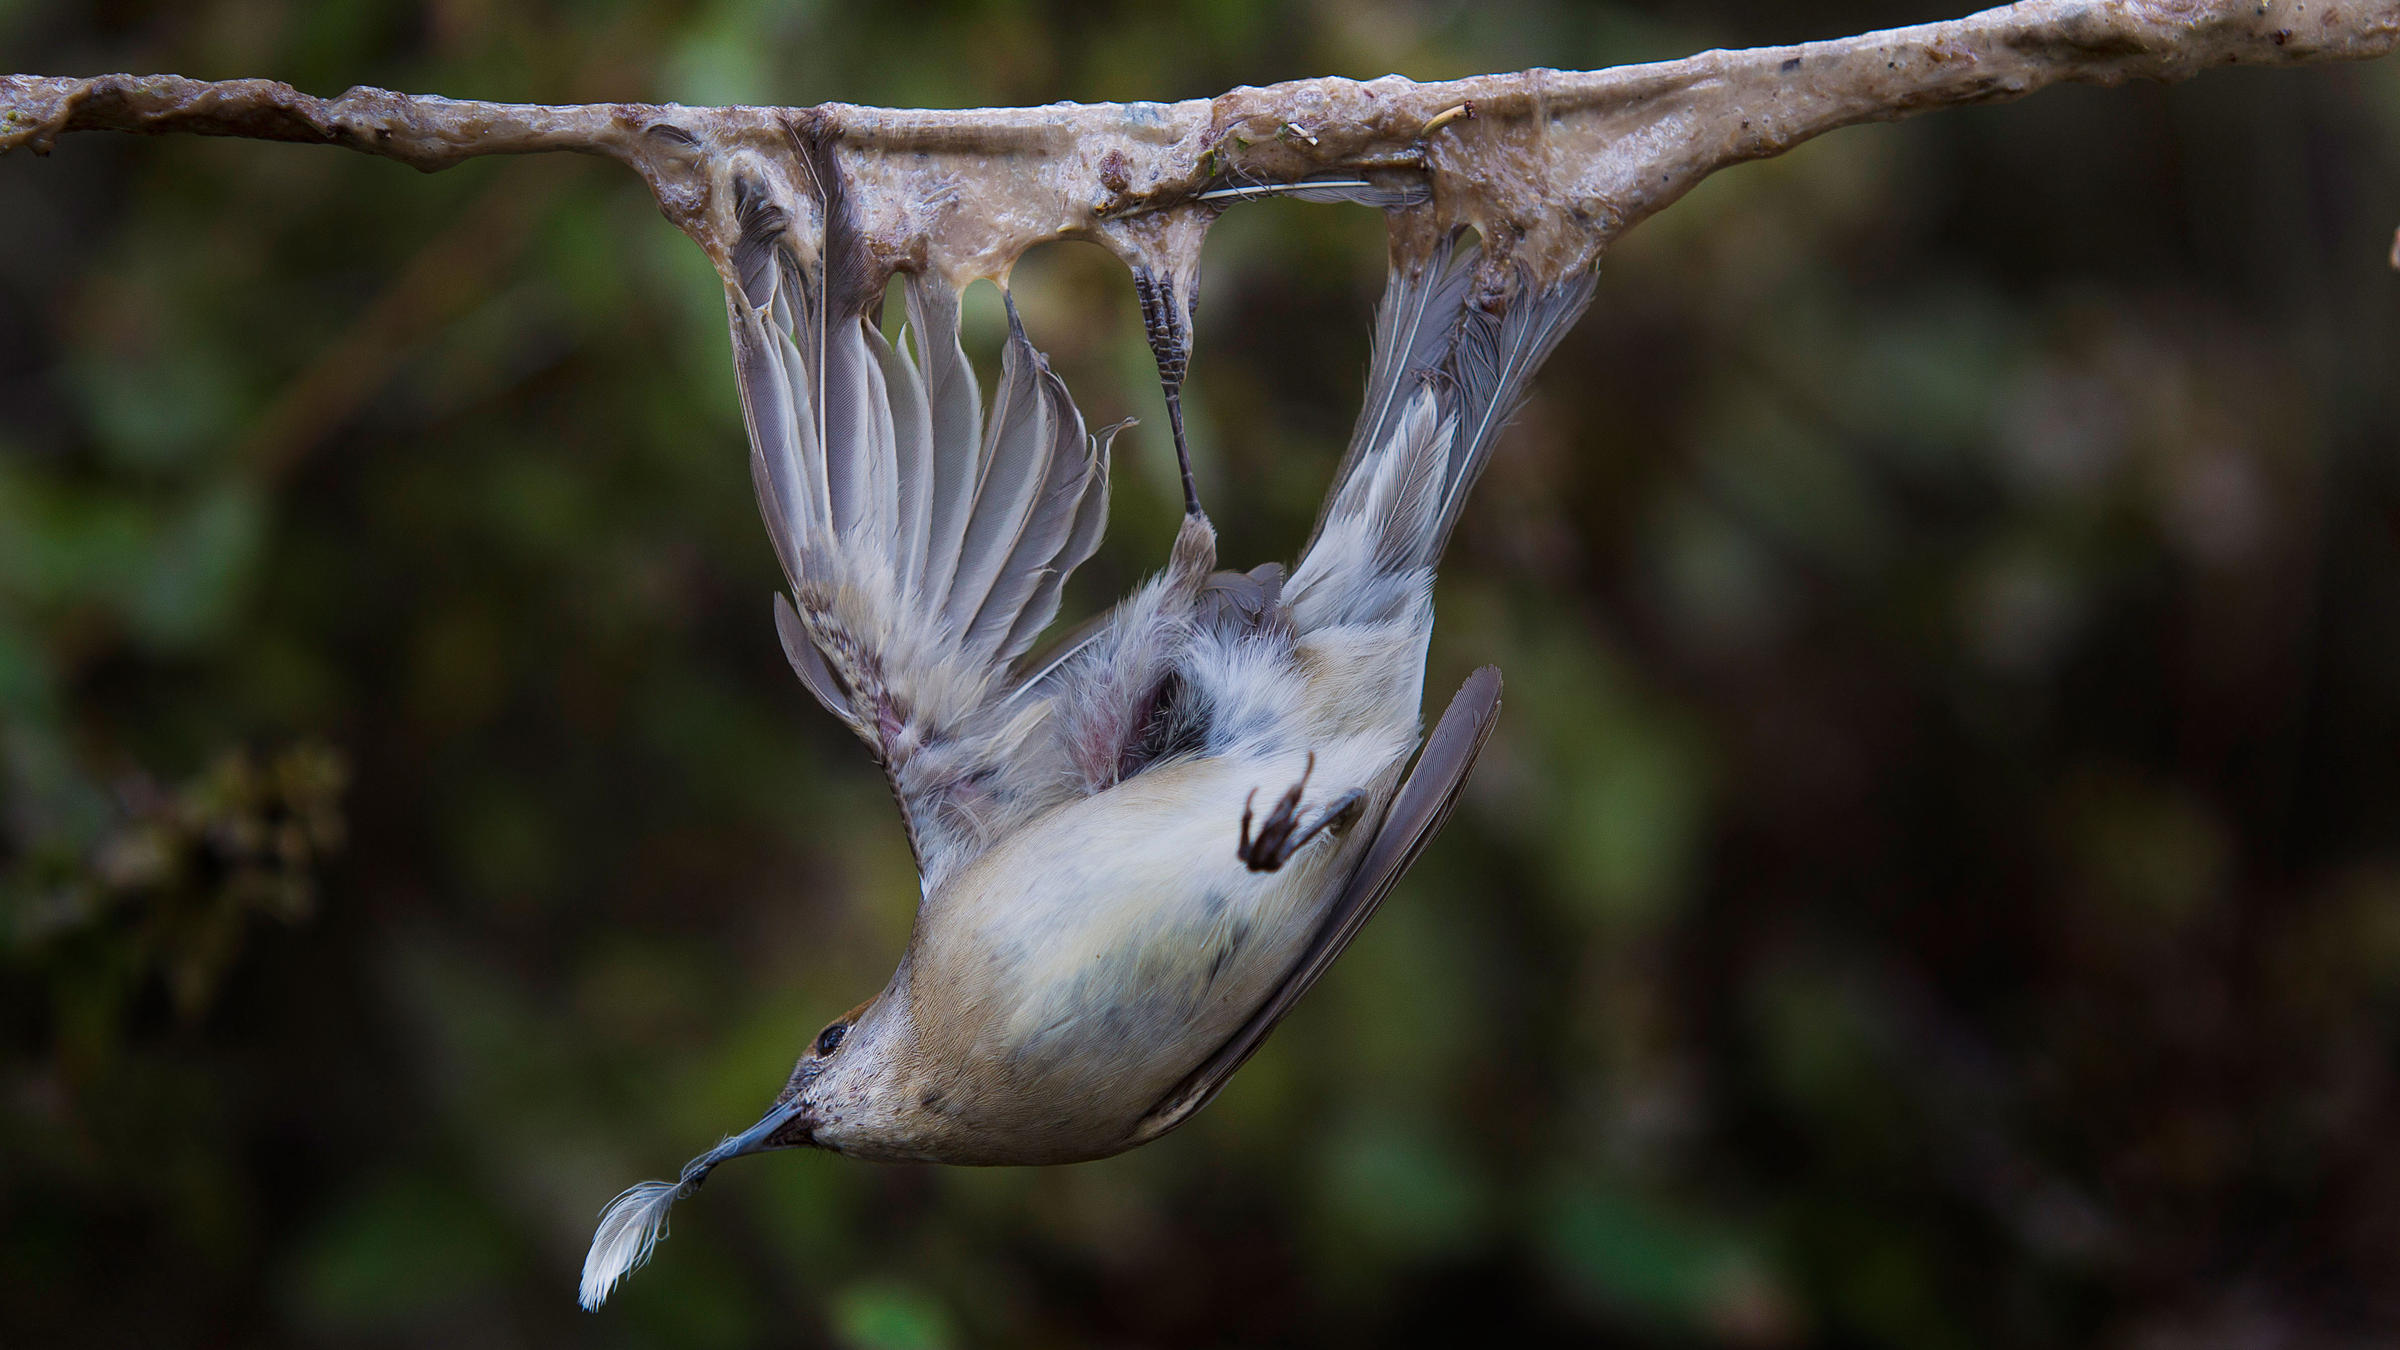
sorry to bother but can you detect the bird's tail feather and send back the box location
[1293,241,1596,615]
[1425,263,1598,565]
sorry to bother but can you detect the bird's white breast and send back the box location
[906,737,1399,1134]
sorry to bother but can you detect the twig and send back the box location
[4,1,2395,288]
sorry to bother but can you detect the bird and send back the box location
[577,137,1596,1310]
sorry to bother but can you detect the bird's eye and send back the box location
[815,1022,848,1056]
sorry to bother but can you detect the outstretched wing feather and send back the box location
[942,304,1058,644]
[878,322,936,595]
[967,368,1098,657]
[907,277,984,604]
[1001,419,1122,659]
[773,592,853,723]
[723,158,1120,882]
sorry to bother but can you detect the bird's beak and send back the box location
[710,1096,815,1160]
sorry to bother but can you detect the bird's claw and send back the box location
[1237,753,1362,872]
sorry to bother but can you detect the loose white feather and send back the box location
[579,1177,689,1311]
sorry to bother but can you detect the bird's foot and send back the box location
[1133,267,1206,521]
[1238,753,1364,873]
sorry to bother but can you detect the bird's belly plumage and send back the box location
[894,740,1403,1162]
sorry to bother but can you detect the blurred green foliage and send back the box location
[4,1,2400,1346]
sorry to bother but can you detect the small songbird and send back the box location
[578,141,1595,1308]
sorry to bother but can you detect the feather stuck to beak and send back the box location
[578,1100,809,1310]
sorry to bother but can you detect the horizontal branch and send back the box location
[5,0,2395,288]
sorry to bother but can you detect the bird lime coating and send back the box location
[579,129,1593,1311]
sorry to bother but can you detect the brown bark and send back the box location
[5,1,2395,287]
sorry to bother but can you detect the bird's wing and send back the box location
[1128,665,1503,1144]
[731,135,1120,888]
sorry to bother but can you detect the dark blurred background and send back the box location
[5,1,2400,1346]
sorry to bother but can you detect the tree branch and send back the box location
[5,0,2395,289]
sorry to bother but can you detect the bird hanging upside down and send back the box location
[580,137,1595,1310]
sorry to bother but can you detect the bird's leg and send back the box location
[1238,753,1366,873]
[1134,266,1204,520]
